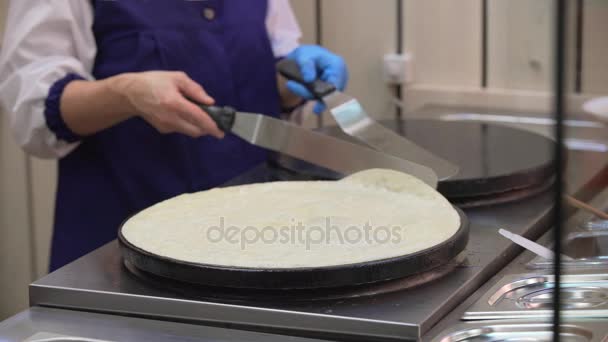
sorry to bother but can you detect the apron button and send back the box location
[202,7,216,20]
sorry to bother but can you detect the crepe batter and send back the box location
[121,169,460,269]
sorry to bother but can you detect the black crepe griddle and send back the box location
[271,120,556,206]
[123,252,464,302]
[118,208,468,290]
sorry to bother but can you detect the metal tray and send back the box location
[583,219,608,232]
[463,273,608,320]
[24,332,111,342]
[527,231,608,270]
[118,208,469,289]
[431,319,608,342]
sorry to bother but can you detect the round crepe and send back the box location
[121,169,460,269]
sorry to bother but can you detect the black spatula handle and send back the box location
[277,59,336,100]
[194,103,236,132]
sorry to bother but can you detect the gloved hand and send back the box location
[285,45,348,114]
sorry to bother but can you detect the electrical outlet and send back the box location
[383,53,413,85]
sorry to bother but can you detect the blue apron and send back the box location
[49,0,280,271]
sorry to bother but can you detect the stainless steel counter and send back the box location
[0,307,328,342]
[27,144,606,341]
[19,110,605,342]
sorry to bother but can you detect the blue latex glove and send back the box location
[285,45,348,114]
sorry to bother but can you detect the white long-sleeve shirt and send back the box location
[0,0,301,159]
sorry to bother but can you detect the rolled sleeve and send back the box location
[44,73,86,143]
[266,0,302,57]
[0,0,96,159]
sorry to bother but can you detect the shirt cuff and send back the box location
[273,39,300,58]
[44,73,85,143]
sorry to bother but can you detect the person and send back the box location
[0,0,348,271]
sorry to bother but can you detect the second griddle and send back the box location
[272,119,556,200]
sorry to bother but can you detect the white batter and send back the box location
[121,169,460,269]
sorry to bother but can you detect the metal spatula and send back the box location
[198,104,438,188]
[277,59,459,181]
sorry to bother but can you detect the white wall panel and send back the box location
[487,0,556,91]
[581,0,608,94]
[29,158,56,277]
[0,114,32,320]
[290,0,316,44]
[0,0,33,321]
[403,0,482,87]
[0,0,4,38]
[321,0,397,118]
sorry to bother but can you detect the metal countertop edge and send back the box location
[28,284,419,341]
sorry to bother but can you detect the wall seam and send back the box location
[481,0,488,88]
[24,156,38,280]
[574,0,584,93]
[395,0,403,120]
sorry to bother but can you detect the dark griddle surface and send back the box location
[273,120,556,199]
